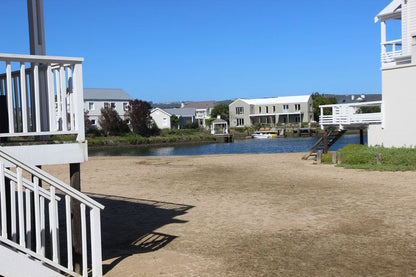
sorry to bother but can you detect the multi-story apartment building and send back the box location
[229,95,313,128]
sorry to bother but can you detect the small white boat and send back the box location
[252,133,273,139]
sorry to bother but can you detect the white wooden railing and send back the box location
[0,53,85,142]
[381,39,402,63]
[319,101,382,129]
[0,147,103,276]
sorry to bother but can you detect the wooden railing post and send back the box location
[70,163,82,274]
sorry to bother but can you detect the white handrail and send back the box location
[0,147,103,277]
[0,53,85,142]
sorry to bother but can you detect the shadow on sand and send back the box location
[87,193,194,275]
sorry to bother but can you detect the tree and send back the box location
[127,99,153,136]
[98,107,127,136]
[170,115,179,129]
[311,92,337,122]
[84,111,92,130]
[211,104,229,122]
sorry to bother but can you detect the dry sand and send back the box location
[45,153,416,276]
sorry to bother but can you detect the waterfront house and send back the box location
[229,95,313,128]
[181,101,216,127]
[317,0,416,148]
[150,108,172,129]
[84,88,133,128]
[150,107,196,129]
[0,1,104,276]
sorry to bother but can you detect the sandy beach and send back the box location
[45,153,416,276]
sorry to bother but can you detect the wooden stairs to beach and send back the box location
[302,129,347,160]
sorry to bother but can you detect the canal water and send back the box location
[89,134,367,157]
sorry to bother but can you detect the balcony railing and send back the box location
[0,53,85,142]
[319,101,382,129]
[381,39,402,64]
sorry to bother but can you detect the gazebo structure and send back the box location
[211,116,228,135]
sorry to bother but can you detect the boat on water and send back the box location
[252,133,278,139]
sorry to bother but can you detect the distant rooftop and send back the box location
[84,88,133,101]
[323,94,382,104]
[182,101,216,109]
[164,108,196,117]
[238,95,311,105]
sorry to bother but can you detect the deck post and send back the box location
[322,129,328,154]
[70,163,82,274]
[359,129,364,145]
[27,0,50,134]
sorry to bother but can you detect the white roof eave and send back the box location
[375,0,401,23]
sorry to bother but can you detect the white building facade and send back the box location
[229,95,313,128]
[369,0,416,147]
[84,88,133,127]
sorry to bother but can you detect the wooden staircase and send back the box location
[302,129,347,160]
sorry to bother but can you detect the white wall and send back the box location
[369,64,416,147]
[151,110,171,129]
[84,100,130,126]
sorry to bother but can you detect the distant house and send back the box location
[84,88,133,127]
[229,95,313,128]
[323,94,382,104]
[150,107,196,129]
[150,108,172,129]
[181,101,216,127]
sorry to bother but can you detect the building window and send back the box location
[266,106,269,113]
[236,118,244,126]
[91,119,96,125]
[88,102,95,110]
[259,107,262,113]
[104,102,109,109]
[295,116,301,122]
[273,106,276,113]
[294,104,301,111]
[283,104,289,112]
[123,102,129,111]
[111,102,116,108]
[236,107,244,114]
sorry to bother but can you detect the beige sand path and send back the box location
[45,153,416,276]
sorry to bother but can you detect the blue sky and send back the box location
[1,0,395,102]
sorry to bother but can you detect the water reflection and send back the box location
[89,134,367,157]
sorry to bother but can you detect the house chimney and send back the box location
[217,115,221,119]
[361,94,365,99]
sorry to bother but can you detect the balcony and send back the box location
[0,53,85,142]
[319,101,382,130]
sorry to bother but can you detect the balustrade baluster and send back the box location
[81,203,88,277]
[65,195,73,271]
[0,162,6,238]
[17,168,25,247]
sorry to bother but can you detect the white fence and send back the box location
[319,101,382,129]
[381,39,402,64]
[0,53,85,141]
[0,147,103,276]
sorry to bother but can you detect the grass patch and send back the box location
[323,144,416,171]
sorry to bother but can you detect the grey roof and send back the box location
[182,101,216,109]
[84,88,133,101]
[164,108,196,117]
[323,94,382,104]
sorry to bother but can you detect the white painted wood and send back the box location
[73,63,85,142]
[65,195,73,271]
[39,196,45,256]
[0,53,84,64]
[33,177,41,254]
[25,189,32,250]
[33,64,41,132]
[47,65,57,132]
[10,181,16,242]
[17,168,25,247]
[67,66,75,131]
[81,203,88,277]
[55,198,60,264]
[0,161,7,238]
[49,186,58,263]
[20,63,28,133]
[90,207,103,277]
[60,66,68,132]
[55,68,62,131]
[3,142,87,167]
[6,62,14,133]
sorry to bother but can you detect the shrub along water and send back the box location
[323,144,416,171]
